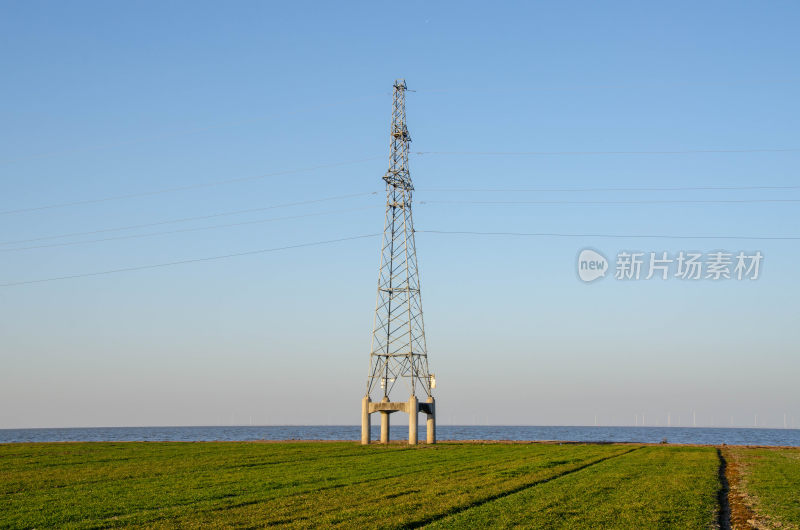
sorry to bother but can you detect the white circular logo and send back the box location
[577,249,608,282]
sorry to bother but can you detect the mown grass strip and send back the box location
[427,446,720,529]
[725,446,800,529]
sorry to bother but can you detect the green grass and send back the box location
[0,441,724,529]
[727,446,800,529]
[429,446,720,529]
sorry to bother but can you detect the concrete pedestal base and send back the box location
[360,394,436,445]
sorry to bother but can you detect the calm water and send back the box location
[1,426,799,445]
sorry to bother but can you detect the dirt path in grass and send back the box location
[722,447,767,529]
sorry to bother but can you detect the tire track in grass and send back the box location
[194,446,568,525]
[405,446,642,529]
[91,445,538,527]
[2,443,629,528]
[3,443,414,511]
[158,445,623,528]
[271,445,623,526]
[88,459,437,526]
[717,448,732,530]
[426,445,719,529]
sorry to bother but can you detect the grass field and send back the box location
[0,441,797,529]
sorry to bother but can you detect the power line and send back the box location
[0,233,381,287]
[0,156,383,216]
[0,206,378,252]
[29,189,789,250]
[5,81,798,166]
[418,184,800,193]
[414,78,800,95]
[0,191,378,246]
[3,227,795,287]
[4,150,794,216]
[416,229,800,241]
[415,149,800,156]
[0,94,383,167]
[419,198,800,206]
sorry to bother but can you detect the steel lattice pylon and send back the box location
[367,79,433,401]
[361,80,436,445]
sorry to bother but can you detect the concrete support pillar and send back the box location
[380,396,390,444]
[380,411,390,444]
[361,396,371,445]
[408,395,418,445]
[426,396,436,444]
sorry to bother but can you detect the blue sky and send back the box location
[1,1,798,430]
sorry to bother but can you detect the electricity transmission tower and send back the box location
[361,80,436,445]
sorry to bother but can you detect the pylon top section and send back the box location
[383,79,413,191]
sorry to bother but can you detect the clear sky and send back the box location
[1,1,798,429]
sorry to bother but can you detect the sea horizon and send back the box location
[3,425,799,446]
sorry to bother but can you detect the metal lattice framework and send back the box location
[366,79,433,401]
